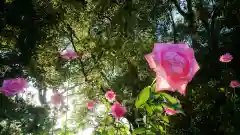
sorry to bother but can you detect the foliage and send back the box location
[0,0,240,134]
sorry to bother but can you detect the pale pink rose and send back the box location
[111,103,127,120]
[105,90,116,102]
[51,92,64,105]
[164,107,177,115]
[145,43,200,95]
[60,49,79,60]
[1,78,27,96]
[87,101,95,110]
[219,53,233,63]
[230,80,240,88]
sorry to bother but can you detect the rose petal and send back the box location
[144,53,157,70]
[164,107,178,115]
[111,103,127,120]
[156,73,175,92]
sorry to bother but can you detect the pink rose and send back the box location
[219,53,233,63]
[60,49,79,60]
[105,90,116,102]
[111,103,127,120]
[164,107,177,115]
[230,80,240,88]
[51,92,64,105]
[1,78,27,96]
[145,43,200,95]
[87,101,95,110]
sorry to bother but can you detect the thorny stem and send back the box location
[225,64,228,98]
[151,78,156,86]
[233,88,236,111]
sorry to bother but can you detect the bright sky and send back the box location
[23,84,131,135]
[21,81,110,135]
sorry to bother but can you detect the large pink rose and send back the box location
[145,43,200,95]
[1,78,27,96]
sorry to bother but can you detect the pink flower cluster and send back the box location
[51,91,64,105]
[60,49,126,119]
[145,43,200,95]
[87,90,126,120]
[61,48,126,119]
[220,53,240,89]
[105,90,126,120]
[0,78,27,96]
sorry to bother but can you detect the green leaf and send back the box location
[159,92,179,104]
[107,127,115,135]
[177,108,185,115]
[95,131,102,135]
[161,115,169,124]
[172,103,182,108]
[145,104,153,115]
[107,116,113,124]
[135,86,151,108]
[153,105,163,112]
[146,130,156,135]
[158,125,166,133]
[219,88,225,92]
[133,128,146,134]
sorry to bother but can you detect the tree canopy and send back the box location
[0,0,240,134]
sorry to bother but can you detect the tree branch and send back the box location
[61,83,84,94]
[100,71,111,85]
[66,23,108,97]
[67,24,89,82]
[38,83,47,105]
[195,0,209,32]
[169,8,177,43]
[87,50,104,73]
[170,0,187,17]
[187,0,192,13]
[209,5,219,53]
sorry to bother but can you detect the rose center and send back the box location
[162,51,187,75]
[108,93,114,99]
